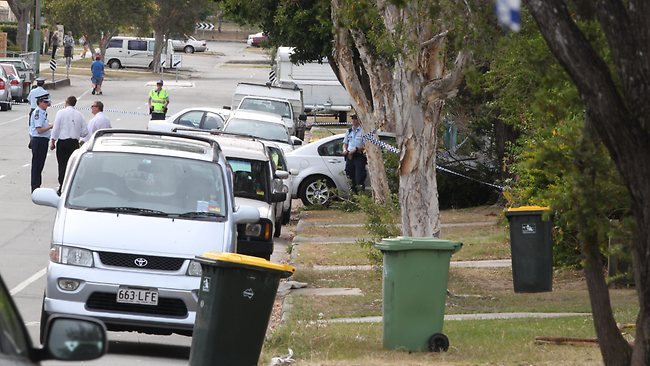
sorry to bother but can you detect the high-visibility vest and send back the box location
[149,89,169,112]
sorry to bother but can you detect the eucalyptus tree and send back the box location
[524,1,650,364]
[43,0,152,57]
[6,0,32,51]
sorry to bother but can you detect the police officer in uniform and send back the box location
[29,96,53,192]
[148,80,169,120]
[342,114,367,194]
[27,78,49,121]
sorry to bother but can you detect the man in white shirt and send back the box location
[50,96,88,195]
[81,100,111,144]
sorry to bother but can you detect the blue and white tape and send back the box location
[362,130,503,191]
[51,104,150,116]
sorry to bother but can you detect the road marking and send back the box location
[22,163,30,168]
[10,267,47,296]
[0,175,5,180]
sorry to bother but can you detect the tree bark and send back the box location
[526,0,650,364]
[7,0,32,52]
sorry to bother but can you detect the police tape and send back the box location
[310,122,351,127]
[50,104,150,116]
[362,129,504,191]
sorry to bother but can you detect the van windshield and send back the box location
[67,152,227,218]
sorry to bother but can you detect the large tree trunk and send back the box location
[7,0,32,52]
[526,0,650,364]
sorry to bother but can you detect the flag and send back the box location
[496,0,521,32]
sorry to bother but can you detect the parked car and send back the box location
[285,132,396,206]
[31,129,259,339]
[147,107,229,132]
[265,142,298,235]
[0,66,12,111]
[176,131,288,259]
[171,35,207,53]
[0,273,107,365]
[222,109,302,153]
[0,63,26,102]
[247,32,268,47]
[0,57,34,98]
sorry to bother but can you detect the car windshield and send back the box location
[227,158,269,202]
[224,118,289,143]
[67,152,226,218]
[238,99,292,119]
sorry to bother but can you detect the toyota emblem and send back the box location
[134,257,148,267]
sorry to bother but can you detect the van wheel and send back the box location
[184,46,195,54]
[108,59,121,69]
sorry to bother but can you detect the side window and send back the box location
[267,147,286,171]
[317,138,344,157]
[107,39,123,48]
[127,40,147,51]
[202,112,224,130]
[174,111,203,128]
[148,41,155,51]
[0,280,29,357]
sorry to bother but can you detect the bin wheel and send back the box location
[428,333,449,352]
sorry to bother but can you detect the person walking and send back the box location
[29,96,53,193]
[81,101,111,145]
[63,31,75,68]
[51,31,60,59]
[91,55,104,95]
[50,96,88,195]
[148,80,169,120]
[342,114,367,194]
[79,35,89,58]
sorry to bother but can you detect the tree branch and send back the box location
[421,49,470,101]
[421,30,449,50]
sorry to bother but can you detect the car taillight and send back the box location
[0,80,5,90]
[10,79,19,86]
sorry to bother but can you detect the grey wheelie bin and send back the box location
[189,252,295,366]
[505,206,553,293]
[375,237,462,352]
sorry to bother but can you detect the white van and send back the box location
[104,36,174,69]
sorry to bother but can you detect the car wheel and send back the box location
[40,296,50,344]
[184,46,194,54]
[108,59,121,69]
[0,102,7,111]
[274,219,282,238]
[299,176,335,206]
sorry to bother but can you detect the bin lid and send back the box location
[374,237,462,253]
[198,252,295,275]
[505,205,550,217]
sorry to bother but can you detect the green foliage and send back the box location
[485,20,634,269]
[0,23,18,45]
[355,194,401,266]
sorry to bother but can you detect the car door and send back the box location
[173,110,204,129]
[127,40,150,67]
[0,278,36,366]
[317,137,348,191]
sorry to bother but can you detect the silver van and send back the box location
[104,36,174,69]
[32,129,259,338]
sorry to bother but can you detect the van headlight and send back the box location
[187,260,203,277]
[50,245,93,267]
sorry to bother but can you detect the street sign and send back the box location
[195,22,214,30]
[160,54,166,68]
[49,59,56,71]
[172,54,182,69]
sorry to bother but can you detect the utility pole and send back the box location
[31,0,41,75]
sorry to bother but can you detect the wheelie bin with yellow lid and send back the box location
[188,252,295,366]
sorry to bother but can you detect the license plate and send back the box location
[116,287,159,306]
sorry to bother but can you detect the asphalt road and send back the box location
[0,41,285,365]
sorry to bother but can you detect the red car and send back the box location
[247,32,269,47]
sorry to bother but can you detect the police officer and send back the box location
[27,78,49,121]
[342,114,367,194]
[148,80,169,120]
[29,96,53,192]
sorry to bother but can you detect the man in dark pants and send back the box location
[29,97,53,192]
[342,114,367,194]
[50,96,88,195]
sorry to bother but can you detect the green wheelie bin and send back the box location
[189,252,295,366]
[505,206,553,293]
[375,237,462,352]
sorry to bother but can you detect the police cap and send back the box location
[36,77,45,86]
[156,79,164,85]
